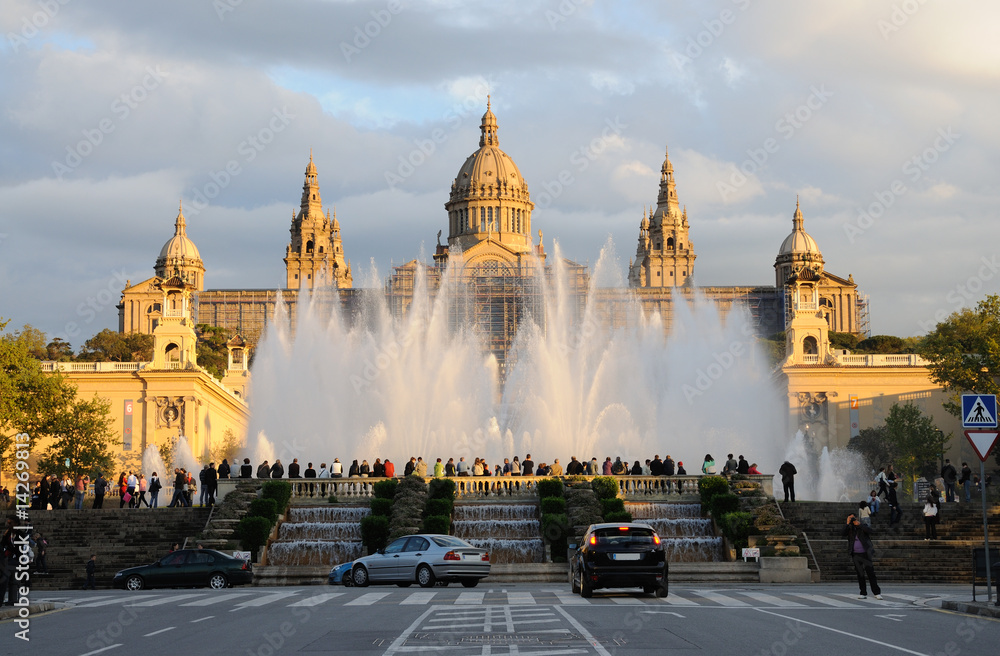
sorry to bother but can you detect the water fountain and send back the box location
[627,502,724,562]
[452,504,543,564]
[265,506,370,567]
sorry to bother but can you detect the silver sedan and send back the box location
[351,534,490,588]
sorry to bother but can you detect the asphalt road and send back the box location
[4,583,999,656]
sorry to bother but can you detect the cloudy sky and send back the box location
[1,0,997,345]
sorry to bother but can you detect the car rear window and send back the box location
[431,536,473,548]
[591,527,656,546]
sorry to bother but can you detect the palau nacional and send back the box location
[39,102,971,468]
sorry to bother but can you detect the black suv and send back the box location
[571,523,668,598]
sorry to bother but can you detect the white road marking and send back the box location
[553,591,590,605]
[787,593,861,608]
[611,597,643,605]
[230,591,301,610]
[345,592,391,606]
[507,591,535,604]
[182,592,252,606]
[77,596,153,607]
[740,591,807,607]
[130,593,205,606]
[143,626,175,637]
[455,591,485,604]
[77,645,122,656]
[400,591,437,605]
[381,607,437,656]
[554,605,613,656]
[883,593,921,602]
[287,592,344,607]
[754,609,931,656]
[658,593,698,606]
[190,616,214,623]
[690,590,751,607]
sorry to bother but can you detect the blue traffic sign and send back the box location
[962,394,997,428]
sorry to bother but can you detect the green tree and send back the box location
[829,332,860,351]
[44,338,75,361]
[857,335,907,354]
[919,295,1000,418]
[884,402,950,484]
[36,395,119,479]
[77,329,153,362]
[195,324,231,380]
[846,425,895,475]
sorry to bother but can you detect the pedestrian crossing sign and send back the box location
[962,394,997,428]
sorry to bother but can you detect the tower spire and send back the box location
[479,98,498,147]
[793,195,804,231]
[175,201,187,236]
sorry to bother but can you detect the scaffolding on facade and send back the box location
[857,292,871,338]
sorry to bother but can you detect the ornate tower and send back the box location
[439,98,539,266]
[284,153,352,290]
[150,277,198,370]
[774,197,824,287]
[629,146,696,287]
[155,203,205,290]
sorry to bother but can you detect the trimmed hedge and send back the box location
[698,476,729,505]
[708,493,740,518]
[424,498,454,518]
[540,496,566,515]
[422,514,451,535]
[261,481,292,513]
[360,515,391,554]
[599,498,625,517]
[235,516,272,554]
[536,478,565,499]
[591,476,619,500]
[248,498,278,523]
[370,497,393,517]
[604,510,633,523]
[427,478,456,500]
[389,476,428,541]
[373,479,399,500]
[718,511,754,550]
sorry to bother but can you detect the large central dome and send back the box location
[449,99,530,204]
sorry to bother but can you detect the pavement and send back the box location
[2,583,998,655]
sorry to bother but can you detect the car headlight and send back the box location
[115,571,124,577]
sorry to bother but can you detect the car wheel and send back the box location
[396,582,412,588]
[209,573,228,590]
[125,575,144,591]
[461,578,479,588]
[343,575,353,588]
[571,567,580,594]
[352,565,370,587]
[417,565,436,588]
[655,584,668,598]
[580,573,593,599]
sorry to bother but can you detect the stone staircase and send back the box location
[194,480,263,551]
[25,507,210,590]
[781,501,1000,583]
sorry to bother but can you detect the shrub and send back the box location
[753,504,781,530]
[373,479,399,500]
[540,496,567,515]
[427,478,456,500]
[565,488,603,534]
[604,510,633,523]
[360,515,391,554]
[708,493,740,518]
[424,498,454,518]
[370,497,393,517]
[541,513,569,542]
[248,498,278,523]
[718,511,754,550]
[389,476,428,540]
[327,495,339,504]
[698,476,729,505]
[261,481,292,513]
[422,514,451,535]
[235,516,272,555]
[767,521,797,537]
[591,476,619,500]
[536,478,565,499]
[599,498,625,517]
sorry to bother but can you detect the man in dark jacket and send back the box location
[522,455,534,476]
[288,458,301,479]
[960,462,973,502]
[93,473,107,509]
[240,458,253,478]
[205,463,218,507]
[664,456,676,476]
[737,455,750,475]
[257,461,271,479]
[941,459,958,502]
[779,461,797,502]
[218,459,231,479]
[270,460,284,479]
[168,469,187,507]
[842,513,882,599]
[649,456,663,476]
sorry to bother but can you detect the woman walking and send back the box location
[136,475,150,508]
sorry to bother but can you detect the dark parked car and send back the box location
[113,549,253,591]
[328,561,354,586]
[351,534,490,588]
[571,523,668,598]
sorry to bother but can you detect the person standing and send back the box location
[205,463,218,507]
[73,475,87,510]
[84,554,97,590]
[923,492,940,540]
[93,472,107,509]
[33,532,48,574]
[941,459,958,503]
[960,462,973,502]
[136,475,150,508]
[779,461,797,502]
[1,517,16,605]
[887,480,902,525]
[874,467,889,499]
[117,473,128,508]
[168,469,186,507]
[149,472,161,508]
[842,513,882,600]
[126,471,138,508]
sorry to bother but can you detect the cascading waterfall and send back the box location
[453,504,543,564]
[266,506,370,567]
[625,502,724,562]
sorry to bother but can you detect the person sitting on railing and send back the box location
[331,458,343,478]
[535,462,549,476]
[240,458,253,478]
[588,457,599,475]
[565,457,583,475]
[676,461,687,475]
[348,460,360,477]
[473,459,484,476]
[511,457,521,476]
[502,458,512,475]
[270,460,284,479]
[650,456,663,476]
[384,459,395,478]
[434,458,444,477]
[522,455,535,476]
[702,454,716,475]
[444,458,456,477]
[414,458,427,477]
[494,463,502,476]
[373,459,385,478]
[404,458,416,476]
[603,457,614,476]
[287,459,301,479]
[317,463,329,478]
[256,460,270,479]
[631,460,643,475]
[218,459,231,479]
[664,455,675,476]
[549,459,563,476]
[737,455,750,475]
[748,463,761,475]
[456,457,469,476]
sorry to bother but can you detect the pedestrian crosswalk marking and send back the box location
[788,593,859,608]
[882,593,919,602]
[231,591,301,609]
[507,591,535,604]
[611,597,643,605]
[455,591,485,604]
[690,590,750,607]
[181,592,252,606]
[552,591,590,605]
[130,593,205,606]
[740,591,807,607]
[77,596,149,607]
[400,591,437,605]
[288,593,344,607]
[658,594,699,606]
[345,592,391,606]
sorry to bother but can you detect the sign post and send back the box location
[963,393,999,604]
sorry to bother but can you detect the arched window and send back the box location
[319,245,324,253]
[165,343,180,362]
[803,336,818,355]
[667,237,674,249]
[480,207,486,232]
[306,240,314,254]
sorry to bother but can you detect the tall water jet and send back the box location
[141,445,167,479]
